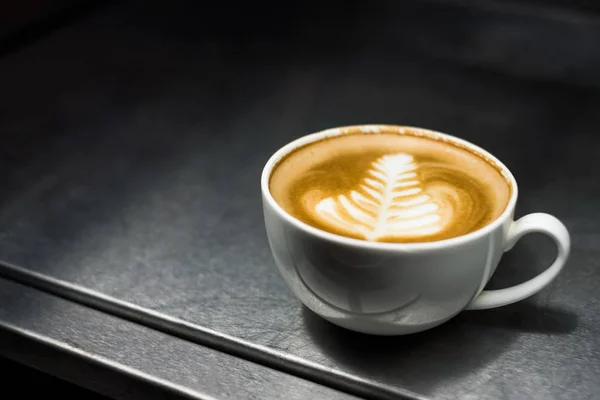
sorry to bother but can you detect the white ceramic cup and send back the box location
[261,125,570,335]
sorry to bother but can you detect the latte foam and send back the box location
[269,127,511,243]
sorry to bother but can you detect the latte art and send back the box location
[309,153,446,241]
[269,127,511,243]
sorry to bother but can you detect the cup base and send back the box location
[319,313,456,335]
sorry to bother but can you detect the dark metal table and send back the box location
[1,1,599,399]
[0,277,358,399]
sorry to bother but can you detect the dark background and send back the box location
[0,356,108,398]
[0,0,597,398]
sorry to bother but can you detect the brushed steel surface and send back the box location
[0,277,360,400]
[0,1,599,399]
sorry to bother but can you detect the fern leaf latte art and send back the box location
[269,128,511,243]
[313,153,447,241]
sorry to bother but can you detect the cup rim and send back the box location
[261,124,518,251]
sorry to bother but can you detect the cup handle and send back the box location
[466,213,570,310]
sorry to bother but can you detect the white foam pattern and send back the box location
[313,153,447,241]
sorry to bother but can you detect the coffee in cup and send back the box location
[269,126,511,243]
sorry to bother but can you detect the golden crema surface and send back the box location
[269,129,511,243]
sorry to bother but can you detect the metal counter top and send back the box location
[0,277,359,400]
[0,1,599,399]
